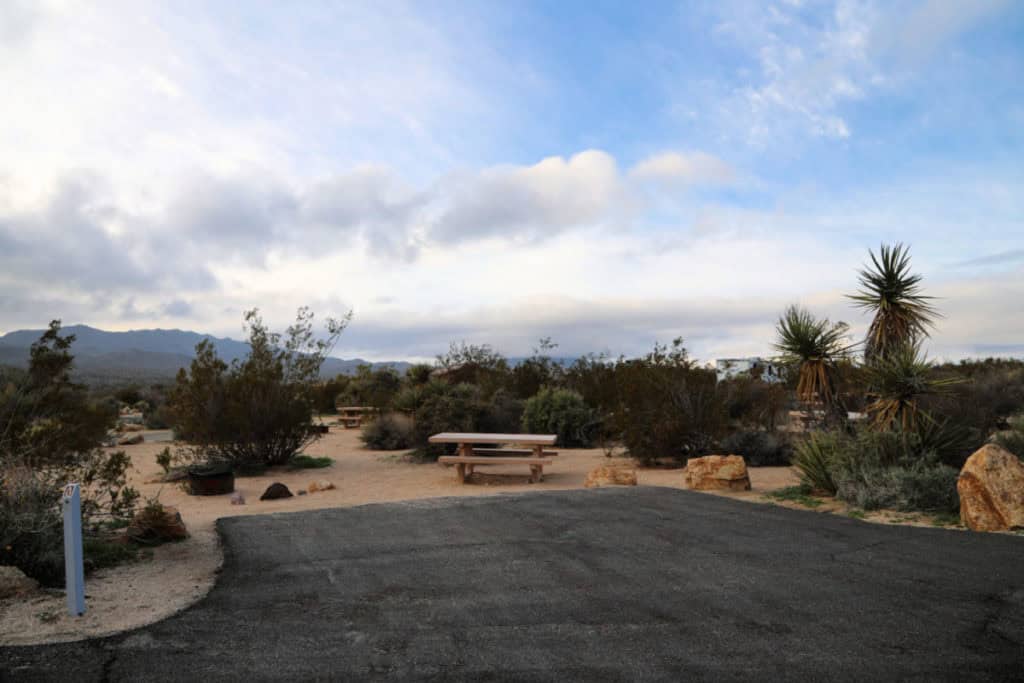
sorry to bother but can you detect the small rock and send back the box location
[117,433,144,446]
[958,444,1024,531]
[308,480,336,493]
[685,455,751,492]
[584,465,638,488]
[260,482,293,501]
[230,492,246,505]
[0,565,38,599]
[297,489,307,496]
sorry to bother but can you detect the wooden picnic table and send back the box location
[337,406,372,429]
[429,432,558,483]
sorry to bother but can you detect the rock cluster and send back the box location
[584,466,638,488]
[957,444,1024,532]
[685,455,751,492]
[308,480,336,493]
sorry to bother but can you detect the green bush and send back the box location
[1,322,139,585]
[720,430,791,467]
[793,428,962,512]
[287,455,334,469]
[836,462,959,513]
[479,388,524,434]
[167,308,348,469]
[521,388,596,447]
[361,413,415,450]
[993,416,1024,459]
[613,340,726,466]
[411,382,483,460]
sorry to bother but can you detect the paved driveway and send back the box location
[3,487,1023,681]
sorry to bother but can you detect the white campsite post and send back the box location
[62,483,86,616]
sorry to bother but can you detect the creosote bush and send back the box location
[167,307,348,469]
[0,322,139,585]
[361,413,415,450]
[720,430,791,467]
[521,387,596,447]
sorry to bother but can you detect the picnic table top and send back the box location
[428,432,557,446]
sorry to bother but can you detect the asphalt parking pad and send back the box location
[3,487,1023,681]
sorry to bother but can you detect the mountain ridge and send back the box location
[0,324,410,383]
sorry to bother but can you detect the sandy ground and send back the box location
[1,424,799,646]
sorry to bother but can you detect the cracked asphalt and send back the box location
[2,487,1023,681]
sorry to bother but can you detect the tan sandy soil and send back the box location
[0,425,804,646]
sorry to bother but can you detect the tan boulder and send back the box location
[685,455,751,492]
[308,480,336,493]
[117,433,144,445]
[0,565,38,599]
[957,444,1024,532]
[584,465,638,488]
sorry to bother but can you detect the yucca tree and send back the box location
[849,243,938,362]
[773,305,853,412]
[863,343,960,432]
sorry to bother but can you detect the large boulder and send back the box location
[957,444,1024,532]
[0,565,38,599]
[685,455,751,492]
[584,465,638,488]
[260,482,293,501]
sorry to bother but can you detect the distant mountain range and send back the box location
[0,325,410,384]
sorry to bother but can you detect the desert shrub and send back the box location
[434,342,511,398]
[720,430,791,467]
[411,381,484,460]
[144,402,173,429]
[312,375,350,414]
[521,387,596,447]
[167,308,348,469]
[564,353,617,413]
[287,455,334,469]
[613,340,726,466]
[509,338,564,399]
[0,322,139,585]
[360,413,415,450]
[405,363,434,386]
[479,388,524,434]
[836,462,959,513]
[156,447,173,473]
[794,428,961,512]
[993,416,1024,459]
[720,376,789,432]
[336,365,400,410]
[792,432,842,494]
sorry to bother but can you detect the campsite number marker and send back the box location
[62,483,86,616]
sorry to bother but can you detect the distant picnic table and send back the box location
[429,432,558,484]
[338,406,372,429]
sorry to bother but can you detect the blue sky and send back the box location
[0,0,1021,361]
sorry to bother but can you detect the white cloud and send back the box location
[630,152,736,186]
[432,150,624,243]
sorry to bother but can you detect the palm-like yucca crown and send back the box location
[848,243,939,361]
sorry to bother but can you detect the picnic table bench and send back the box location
[337,406,372,429]
[430,432,558,483]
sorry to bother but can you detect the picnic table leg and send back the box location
[456,463,467,483]
[529,465,541,483]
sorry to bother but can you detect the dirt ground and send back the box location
[0,424,799,646]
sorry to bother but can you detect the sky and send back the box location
[0,0,1022,362]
